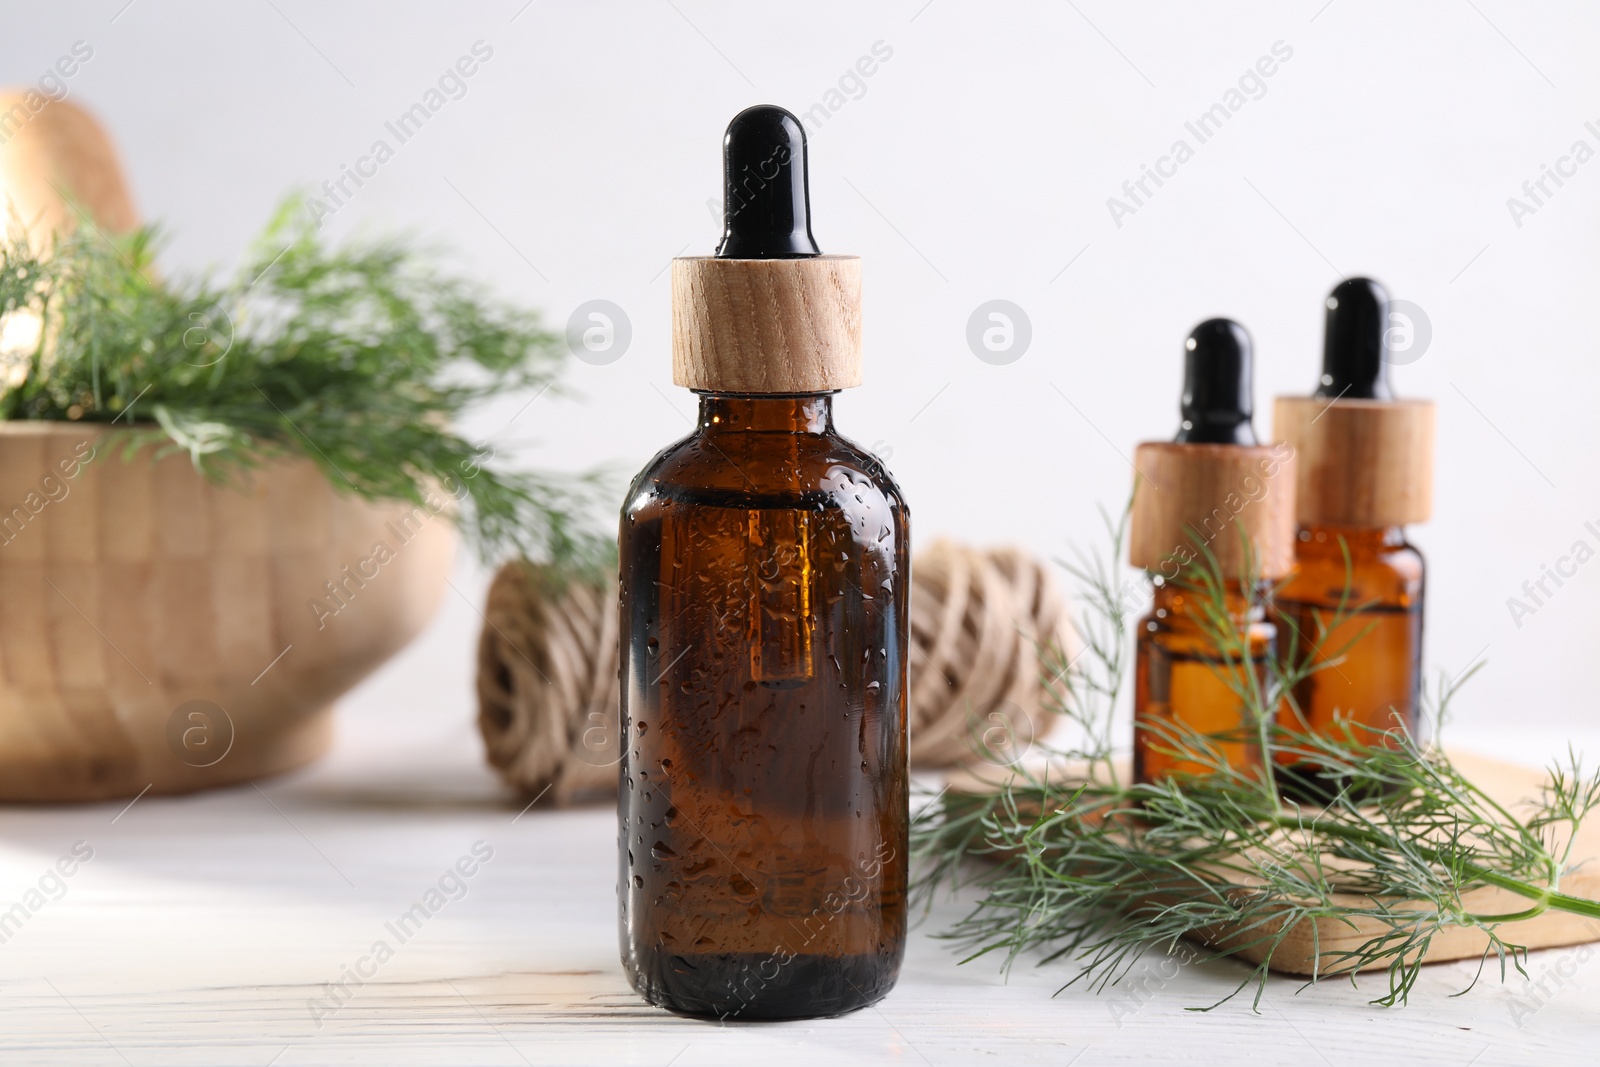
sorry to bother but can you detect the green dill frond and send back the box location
[0,199,608,571]
[911,508,1600,1010]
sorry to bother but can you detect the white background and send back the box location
[4,0,1597,749]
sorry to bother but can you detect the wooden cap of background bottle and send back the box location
[1128,442,1298,580]
[1273,397,1435,527]
[671,255,862,393]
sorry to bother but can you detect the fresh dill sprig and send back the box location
[0,199,607,569]
[911,509,1600,1009]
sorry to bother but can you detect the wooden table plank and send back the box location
[0,713,1596,1065]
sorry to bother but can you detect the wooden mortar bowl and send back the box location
[0,424,455,801]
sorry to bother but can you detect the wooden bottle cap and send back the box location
[0,92,139,243]
[1129,442,1297,580]
[1272,396,1434,527]
[671,255,861,393]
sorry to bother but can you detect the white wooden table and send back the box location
[1,703,1595,1065]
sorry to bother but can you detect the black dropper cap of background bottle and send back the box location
[714,105,821,259]
[1175,318,1257,445]
[1317,277,1393,400]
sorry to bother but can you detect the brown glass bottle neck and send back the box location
[1148,579,1265,627]
[695,393,835,435]
[1295,523,1408,558]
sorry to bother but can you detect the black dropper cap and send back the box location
[714,105,821,259]
[1318,277,1393,400]
[1176,318,1257,445]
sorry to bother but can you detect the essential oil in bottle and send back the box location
[1129,319,1296,785]
[1272,278,1435,799]
[617,105,910,1020]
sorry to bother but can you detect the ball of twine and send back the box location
[906,539,1075,768]
[476,562,620,805]
[476,542,1075,802]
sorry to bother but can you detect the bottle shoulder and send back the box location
[622,429,908,519]
[1137,603,1275,653]
[1138,585,1274,647]
[623,429,698,504]
[1279,528,1424,606]
[826,432,908,509]
[1381,541,1425,580]
[1296,535,1423,576]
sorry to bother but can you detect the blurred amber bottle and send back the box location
[1274,526,1423,752]
[1133,580,1276,782]
[1129,320,1296,785]
[1273,279,1435,796]
[617,106,909,1020]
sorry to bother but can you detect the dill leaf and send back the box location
[911,511,1600,1009]
[0,199,607,570]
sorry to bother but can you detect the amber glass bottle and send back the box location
[1273,278,1435,797]
[1129,320,1296,785]
[1274,525,1424,762]
[617,106,909,1020]
[1133,581,1274,783]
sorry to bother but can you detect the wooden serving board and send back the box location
[946,750,1600,976]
